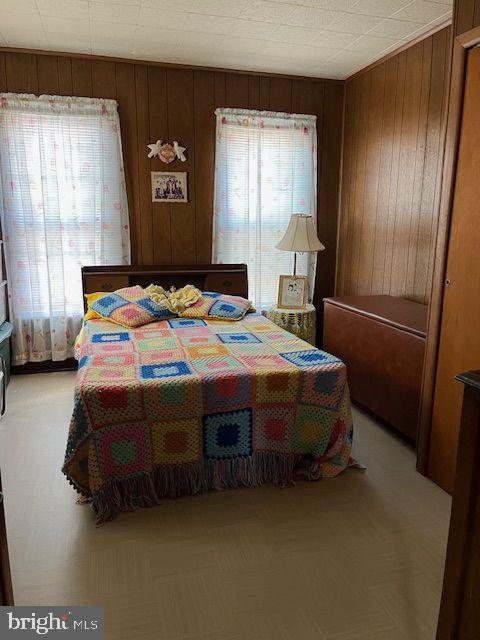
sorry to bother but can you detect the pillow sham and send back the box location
[89,285,175,328]
[178,291,253,321]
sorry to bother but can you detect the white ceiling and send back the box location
[0,0,452,79]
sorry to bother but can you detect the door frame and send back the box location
[417,25,480,475]
[0,471,13,605]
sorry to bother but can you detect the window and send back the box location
[213,108,317,310]
[0,94,130,365]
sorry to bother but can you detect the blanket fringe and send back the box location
[90,451,346,523]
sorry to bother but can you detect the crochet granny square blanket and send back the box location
[63,314,358,522]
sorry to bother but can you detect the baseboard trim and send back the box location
[11,359,77,375]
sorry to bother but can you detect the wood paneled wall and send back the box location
[0,50,344,313]
[454,0,480,36]
[336,27,451,304]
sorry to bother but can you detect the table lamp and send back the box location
[276,214,325,275]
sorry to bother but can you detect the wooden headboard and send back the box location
[81,264,248,310]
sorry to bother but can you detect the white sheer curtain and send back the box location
[0,94,130,365]
[213,108,317,310]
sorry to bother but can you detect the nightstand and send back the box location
[264,303,316,346]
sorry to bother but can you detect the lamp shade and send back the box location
[276,214,325,253]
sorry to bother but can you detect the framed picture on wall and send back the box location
[151,171,188,203]
[277,275,308,309]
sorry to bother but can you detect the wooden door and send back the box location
[436,372,480,639]
[429,47,480,494]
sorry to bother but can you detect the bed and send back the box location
[63,264,357,522]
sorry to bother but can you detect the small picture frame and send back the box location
[277,275,308,309]
[151,171,188,203]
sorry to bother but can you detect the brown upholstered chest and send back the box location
[323,295,428,443]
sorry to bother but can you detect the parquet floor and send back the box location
[0,372,451,639]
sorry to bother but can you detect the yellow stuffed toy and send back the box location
[145,283,201,314]
[83,292,105,321]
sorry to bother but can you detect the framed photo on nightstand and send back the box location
[277,275,308,309]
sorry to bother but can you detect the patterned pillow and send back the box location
[90,285,175,327]
[84,292,106,321]
[178,292,253,321]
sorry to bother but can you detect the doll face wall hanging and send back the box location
[158,142,175,164]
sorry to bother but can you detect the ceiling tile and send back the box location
[229,18,281,39]
[263,40,338,61]
[327,12,383,34]
[137,6,191,28]
[391,0,451,22]
[308,30,360,47]
[90,21,134,39]
[330,48,371,63]
[91,39,136,56]
[172,43,216,57]
[259,41,298,57]
[221,36,268,54]
[183,13,235,34]
[140,0,193,8]
[240,0,297,24]
[268,24,319,44]
[286,6,338,29]
[0,0,37,13]
[281,0,359,9]
[349,0,413,17]
[346,34,399,51]
[171,49,285,73]
[89,2,141,24]
[135,25,194,45]
[215,51,298,73]
[0,11,43,31]
[167,51,219,66]
[4,34,49,48]
[316,60,353,77]
[398,13,450,38]
[41,16,91,37]
[90,0,140,4]
[178,31,227,49]
[366,17,421,38]
[190,0,250,18]
[131,41,179,59]
[36,0,89,20]
[44,34,92,53]
[296,48,340,63]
